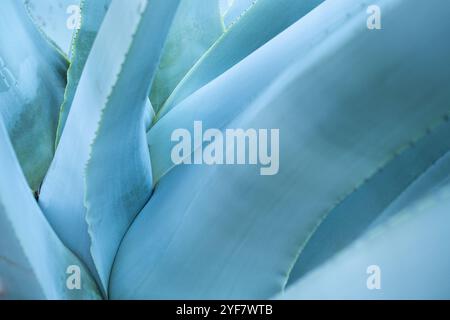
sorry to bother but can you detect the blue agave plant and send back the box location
[1,0,450,300]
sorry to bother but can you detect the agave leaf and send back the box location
[55,0,112,146]
[286,118,450,284]
[222,0,255,27]
[149,0,224,112]
[110,0,450,299]
[0,0,67,191]
[84,0,180,292]
[149,0,328,183]
[0,119,101,300]
[24,0,79,56]
[371,149,450,228]
[155,0,323,119]
[39,0,180,293]
[280,153,450,299]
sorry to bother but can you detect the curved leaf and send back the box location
[85,0,179,291]
[0,0,67,191]
[148,0,328,182]
[280,154,450,299]
[371,147,450,229]
[149,0,224,112]
[0,118,101,300]
[24,0,79,56]
[287,118,450,284]
[39,0,180,293]
[156,0,324,118]
[55,0,112,146]
[110,0,450,299]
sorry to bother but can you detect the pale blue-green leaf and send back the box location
[149,0,329,182]
[24,0,79,56]
[279,156,450,299]
[55,0,112,146]
[156,0,324,119]
[223,0,255,27]
[286,118,450,284]
[39,0,179,293]
[149,0,224,112]
[84,0,179,292]
[371,149,450,228]
[144,99,154,132]
[0,0,67,191]
[0,119,101,300]
[111,0,450,299]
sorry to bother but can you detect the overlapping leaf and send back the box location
[24,0,79,56]
[55,0,111,145]
[0,118,101,300]
[155,0,324,119]
[84,0,180,291]
[39,0,180,293]
[280,151,450,299]
[2,0,449,301]
[287,118,450,284]
[110,0,450,299]
[149,0,224,113]
[0,0,67,191]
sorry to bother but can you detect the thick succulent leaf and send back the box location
[55,0,111,146]
[110,0,450,299]
[39,0,180,293]
[280,154,450,299]
[0,0,67,191]
[149,0,224,112]
[0,119,100,300]
[287,118,450,284]
[24,0,79,56]
[222,0,255,27]
[155,0,324,118]
[84,0,179,291]
[148,0,328,182]
[371,149,450,229]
